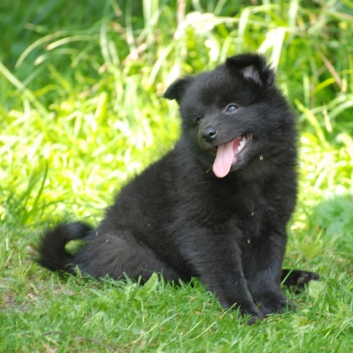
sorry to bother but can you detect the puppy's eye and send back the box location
[195,116,202,125]
[225,104,238,113]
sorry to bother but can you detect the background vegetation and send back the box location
[1,0,353,351]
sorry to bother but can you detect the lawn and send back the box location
[1,0,353,352]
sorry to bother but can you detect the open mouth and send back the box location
[213,133,252,178]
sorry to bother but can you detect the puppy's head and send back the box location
[164,54,296,178]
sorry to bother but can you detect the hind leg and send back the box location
[281,269,319,290]
[75,234,182,282]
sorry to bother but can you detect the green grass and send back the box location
[1,0,353,351]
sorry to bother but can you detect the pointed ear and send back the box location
[226,54,274,86]
[163,76,195,102]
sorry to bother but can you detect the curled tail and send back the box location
[37,221,92,274]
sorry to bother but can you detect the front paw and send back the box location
[238,301,264,325]
[256,292,296,316]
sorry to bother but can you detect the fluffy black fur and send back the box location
[37,54,319,323]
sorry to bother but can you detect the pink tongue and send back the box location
[213,137,242,178]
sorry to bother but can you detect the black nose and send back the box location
[202,127,218,142]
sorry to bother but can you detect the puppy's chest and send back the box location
[230,187,278,236]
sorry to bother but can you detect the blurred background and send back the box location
[1,0,353,261]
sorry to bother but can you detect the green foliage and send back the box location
[1,0,353,351]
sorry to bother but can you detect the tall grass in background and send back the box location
[1,0,353,351]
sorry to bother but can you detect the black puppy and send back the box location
[38,54,318,323]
